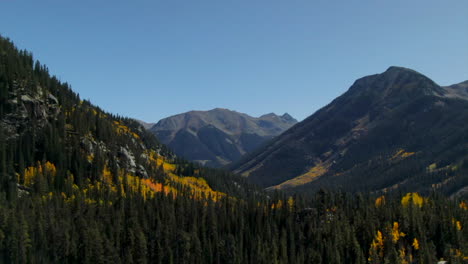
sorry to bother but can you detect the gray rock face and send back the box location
[0,82,60,140]
[119,146,137,173]
[149,108,297,167]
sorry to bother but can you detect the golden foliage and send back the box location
[452,218,462,231]
[102,165,113,184]
[269,162,328,190]
[449,249,468,261]
[368,230,384,261]
[25,152,225,206]
[113,121,140,139]
[401,193,424,208]
[166,173,225,201]
[391,222,405,243]
[41,192,54,201]
[427,163,437,171]
[102,153,224,202]
[412,238,419,250]
[23,161,57,186]
[141,150,224,200]
[375,195,385,207]
[287,197,295,209]
[125,174,174,200]
[23,166,37,186]
[392,149,415,160]
[44,162,57,175]
[375,230,384,249]
[141,179,173,195]
[398,248,409,264]
[460,201,468,210]
[271,200,283,209]
[146,150,176,172]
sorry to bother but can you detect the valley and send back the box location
[0,35,466,263]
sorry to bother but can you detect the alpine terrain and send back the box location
[0,36,466,263]
[232,67,468,197]
[149,108,297,167]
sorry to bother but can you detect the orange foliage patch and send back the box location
[460,201,468,210]
[375,195,385,207]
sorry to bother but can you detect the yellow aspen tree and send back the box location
[368,230,384,262]
[43,161,56,176]
[391,222,406,243]
[398,248,409,264]
[412,238,419,250]
[375,195,385,207]
[401,193,424,207]
[452,218,462,231]
[23,166,37,186]
[287,196,295,210]
[460,201,468,210]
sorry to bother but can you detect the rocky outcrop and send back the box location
[1,81,59,139]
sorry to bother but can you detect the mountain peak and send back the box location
[232,67,468,196]
[281,113,296,122]
[150,108,297,167]
[382,66,443,96]
[349,66,443,101]
[259,112,297,123]
[385,66,420,74]
[381,66,437,85]
[211,107,232,113]
[259,113,277,119]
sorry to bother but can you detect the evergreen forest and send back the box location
[0,36,466,263]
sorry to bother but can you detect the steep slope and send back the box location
[0,37,467,264]
[232,67,468,196]
[442,80,468,100]
[150,108,297,167]
[0,36,256,203]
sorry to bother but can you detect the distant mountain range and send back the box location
[231,67,468,197]
[148,108,297,167]
[136,119,155,130]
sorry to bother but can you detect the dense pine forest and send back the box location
[0,36,467,263]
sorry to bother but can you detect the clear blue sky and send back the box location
[1,0,467,122]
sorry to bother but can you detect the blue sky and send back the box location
[1,0,467,122]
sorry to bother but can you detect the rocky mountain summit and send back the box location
[231,67,468,197]
[149,108,297,167]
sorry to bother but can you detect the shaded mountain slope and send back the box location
[0,37,467,264]
[443,80,468,100]
[232,67,468,197]
[0,35,256,202]
[150,108,297,167]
